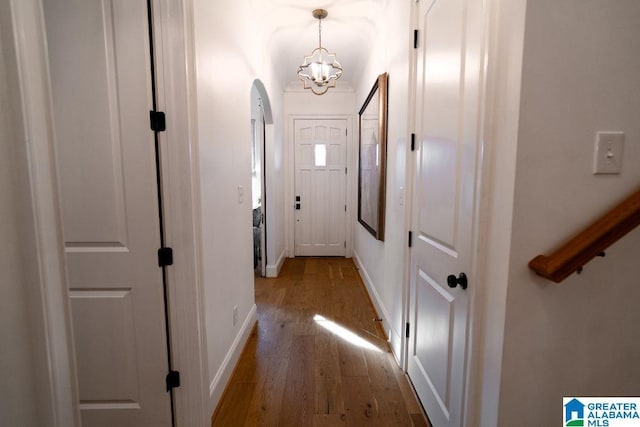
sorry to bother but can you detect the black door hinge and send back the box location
[411,133,416,151]
[150,110,166,132]
[158,247,173,267]
[413,30,419,49]
[408,231,413,248]
[405,322,410,338]
[166,370,180,392]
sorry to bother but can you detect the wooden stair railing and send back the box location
[529,187,640,283]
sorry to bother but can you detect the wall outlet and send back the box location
[233,305,238,326]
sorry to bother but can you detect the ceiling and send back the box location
[248,0,390,89]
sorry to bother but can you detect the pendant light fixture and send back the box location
[297,9,343,95]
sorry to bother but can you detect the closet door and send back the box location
[44,1,172,425]
[408,0,488,425]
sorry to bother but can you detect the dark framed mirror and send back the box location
[357,72,388,241]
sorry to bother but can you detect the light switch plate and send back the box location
[593,131,624,175]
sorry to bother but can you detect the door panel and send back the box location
[294,120,347,256]
[414,268,455,414]
[51,0,129,245]
[71,290,139,403]
[44,0,172,425]
[417,0,464,250]
[408,0,486,426]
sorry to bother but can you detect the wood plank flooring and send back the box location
[212,257,430,426]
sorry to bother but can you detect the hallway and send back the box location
[212,258,430,426]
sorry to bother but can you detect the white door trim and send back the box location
[461,1,527,425]
[144,0,209,425]
[10,0,209,425]
[401,0,420,374]
[286,114,355,258]
[7,0,80,424]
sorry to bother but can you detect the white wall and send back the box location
[284,83,356,116]
[493,1,640,424]
[351,1,412,362]
[191,0,285,412]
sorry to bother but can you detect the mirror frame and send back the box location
[357,72,388,241]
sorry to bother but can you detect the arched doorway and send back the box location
[250,80,273,276]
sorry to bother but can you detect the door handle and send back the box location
[447,273,468,290]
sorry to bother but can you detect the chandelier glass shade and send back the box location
[297,9,343,95]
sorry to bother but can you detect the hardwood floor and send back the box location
[212,257,430,426]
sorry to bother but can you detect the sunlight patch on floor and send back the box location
[313,314,382,353]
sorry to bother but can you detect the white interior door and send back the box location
[294,119,347,256]
[44,1,172,426]
[407,0,486,426]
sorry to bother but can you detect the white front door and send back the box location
[407,0,487,426]
[44,1,172,426]
[294,119,347,256]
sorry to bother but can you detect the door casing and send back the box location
[286,114,355,258]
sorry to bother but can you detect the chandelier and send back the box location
[297,9,343,95]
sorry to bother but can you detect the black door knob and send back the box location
[446,273,468,290]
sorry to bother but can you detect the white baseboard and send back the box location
[208,304,257,412]
[266,249,286,278]
[352,250,403,366]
